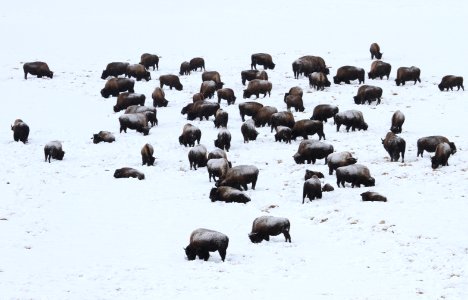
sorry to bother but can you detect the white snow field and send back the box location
[1,0,468,299]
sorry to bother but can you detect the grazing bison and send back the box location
[284,94,304,112]
[113,92,145,112]
[253,106,278,127]
[336,164,375,188]
[368,60,391,80]
[189,57,205,72]
[159,74,183,91]
[118,113,150,135]
[243,79,272,99]
[139,53,159,70]
[214,128,231,152]
[179,123,201,147]
[292,55,329,79]
[293,140,334,164]
[11,119,29,143]
[310,104,339,123]
[241,70,268,85]
[251,53,275,70]
[334,110,368,132]
[92,131,115,144]
[417,136,456,157]
[361,191,387,202]
[125,106,158,126]
[101,62,129,79]
[213,109,228,128]
[438,75,464,91]
[369,43,382,60]
[333,66,365,84]
[241,119,259,143]
[390,110,405,134]
[274,126,292,144]
[270,111,295,132]
[353,85,383,105]
[184,228,229,262]
[291,119,325,140]
[100,77,135,98]
[309,72,331,90]
[141,143,155,166]
[382,132,406,162]
[188,144,208,170]
[182,100,220,121]
[303,175,322,203]
[207,158,231,182]
[152,87,169,107]
[304,170,324,180]
[431,143,452,169]
[248,216,291,243]
[239,101,263,122]
[200,80,217,99]
[114,167,145,180]
[44,141,65,163]
[209,186,250,204]
[202,71,224,89]
[217,88,236,105]
[126,64,151,81]
[395,66,421,86]
[327,151,357,175]
[216,165,259,191]
[179,61,191,75]
[23,61,53,80]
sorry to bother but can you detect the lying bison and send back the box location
[431,143,452,169]
[114,167,145,180]
[11,119,29,143]
[303,175,322,203]
[309,72,331,90]
[44,141,65,163]
[139,53,159,70]
[159,74,183,91]
[310,104,339,122]
[334,110,368,132]
[23,61,53,80]
[141,143,155,166]
[327,151,357,175]
[353,85,383,105]
[336,164,375,188]
[368,60,391,80]
[126,64,151,81]
[92,131,115,144]
[119,113,150,135]
[361,191,387,202]
[238,101,263,122]
[243,79,272,99]
[101,62,129,79]
[189,57,205,72]
[382,132,406,162]
[207,157,230,182]
[184,228,229,262]
[438,75,464,91]
[179,123,201,147]
[293,140,334,164]
[209,186,250,204]
[390,110,405,134]
[152,87,169,107]
[395,66,421,86]
[101,78,135,98]
[216,165,259,190]
[292,119,325,140]
[188,144,208,170]
[251,53,275,70]
[241,70,268,85]
[333,66,365,84]
[248,216,291,243]
[417,136,456,157]
[369,43,382,60]
[214,128,231,152]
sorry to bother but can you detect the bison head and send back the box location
[184,245,197,260]
[365,177,375,187]
[267,62,276,70]
[92,134,102,144]
[176,83,183,91]
[431,156,439,169]
[55,150,65,160]
[248,232,264,243]
[449,142,457,155]
[101,70,109,80]
[395,79,401,86]
[333,76,340,84]
[243,89,251,99]
[101,89,110,99]
[209,188,219,202]
[293,153,304,164]
[353,96,361,105]
[438,83,444,91]
[375,52,383,60]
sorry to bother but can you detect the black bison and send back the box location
[253,106,278,127]
[100,78,135,98]
[179,123,201,147]
[216,165,259,191]
[188,144,208,170]
[181,101,220,121]
[241,70,268,85]
[200,80,217,99]
[209,186,250,204]
[243,79,272,99]
[126,64,151,81]
[353,85,382,105]
[304,170,324,180]
[184,228,229,262]
[248,216,291,243]
[113,167,145,180]
[213,109,228,128]
[118,113,150,135]
[139,53,159,70]
[23,61,53,79]
[309,72,331,90]
[92,131,115,144]
[214,128,231,152]
[417,136,456,157]
[361,191,387,202]
[141,143,155,166]
[303,175,322,203]
[274,126,292,144]
[292,55,329,79]
[189,57,205,72]
[251,53,275,70]
[152,87,169,107]
[113,92,145,112]
[390,110,405,134]
[369,43,382,60]
[322,183,335,192]
[438,75,464,91]
[334,110,368,132]
[284,94,304,112]
[327,151,357,175]
[217,88,236,105]
[241,119,259,143]
[310,104,339,123]
[270,111,295,133]
[239,101,263,122]
[284,86,303,100]
[11,119,29,143]
[44,141,65,163]
[395,66,421,86]
[333,66,365,84]
[336,164,375,188]
[368,60,391,80]
[292,119,325,140]
[431,143,452,169]
[125,105,158,127]
[382,132,406,162]
[159,74,183,91]
[207,157,231,182]
[179,61,191,75]
[293,140,334,164]
[101,62,129,79]
[202,71,224,89]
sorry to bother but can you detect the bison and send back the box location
[213,109,228,128]
[141,143,155,166]
[431,142,452,169]
[139,53,159,70]
[353,85,383,105]
[284,94,304,112]
[438,75,464,91]
[369,43,382,60]
[251,53,275,70]
[179,61,191,75]
[292,55,329,79]
[395,66,421,86]
[284,86,303,100]
[382,132,406,162]
[192,93,205,103]
[241,70,268,85]
[417,136,456,157]
[113,92,145,112]
[336,164,375,188]
[241,119,259,143]
[188,144,208,170]
[101,62,129,79]
[274,126,292,144]
[184,228,229,262]
[202,71,224,89]
[209,186,250,204]
[291,119,325,140]
[390,110,405,134]
[152,87,169,107]
[333,66,365,84]
[327,151,357,175]
[217,88,236,105]
[113,167,145,180]
[239,101,263,122]
[248,216,291,243]
[92,131,115,144]
[310,104,339,123]
[189,57,205,72]
[200,80,217,99]
[309,72,331,90]
[293,140,334,164]
[23,61,53,80]
[253,106,278,127]
[100,77,135,98]
[216,165,259,191]
[126,64,151,81]
[214,128,231,152]
[334,110,368,132]
[159,74,183,91]
[44,141,65,163]
[303,175,322,203]
[304,170,324,180]
[11,119,29,143]
[118,113,150,135]
[207,157,231,182]
[270,111,295,133]
[368,60,391,80]
[125,105,158,126]
[243,79,272,99]
[179,123,201,147]
[361,191,387,202]
[182,100,220,121]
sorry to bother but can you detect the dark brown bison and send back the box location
[390,110,405,134]
[11,119,29,143]
[248,216,291,243]
[333,66,365,84]
[239,101,263,122]
[217,88,236,105]
[270,111,295,132]
[243,79,272,99]
[251,53,275,70]
[241,70,268,85]
[369,43,382,60]
[159,74,183,91]
[118,113,150,135]
[336,164,375,188]
[322,183,335,192]
[101,62,129,79]
[189,57,205,72]
[141,143,155,166]
[310,104,339,122]
[395,66,421,86]
[334,110,368,132]
[113,93,145,112]
[431,143,452,169]
[188,144,208,170]
[292,55,329,79]
[44,141,65,163]
[152,87,169,107]
[353,85,383,105]
[181,100,220,121]
[284,86,303,100]
[209,186,250,204]
[184,228,229,262]
[125,106,158,126]
[214,128,231,152]
[139,53,159,70]
[303,175,322,203]
[241,119,259,143]
[274,126,292,144]
[179,61,191,75]
[202,71,224,89]
[368,61,391,80]
[100,78,135,98]
[309,72,331,90]
[23,61,53,79]
[200,80,217,99]
[304,170,324,180]
[213,109,228,128]
[126,64,151,81]
[361,191,387,202]
[417,136,456,157]
[284,94,304,112]
[253,106,278,127]
[208,148,230,162]
[92,131,115,144]
[382,132,406,162]
[179,123,201,147]
[327,151,357,175]
[192,93,205,102]
[207,157,231,182]
[114,167,145,180]
[438,75,464,91]
[291,119,325,140]
[293,140,334,164]
[216,165,259,191]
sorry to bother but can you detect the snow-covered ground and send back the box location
[1,0,468,299]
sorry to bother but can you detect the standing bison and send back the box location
[125,106,158,126]
[252,106,278,127]
[216,165,259,190]
[293,140,334,164]
[241,119,259,143]
[369,43,383,59]
[336,164,375,188]
[353,85,383,105]
[101,62,129,79]
[368,61,391,80]
[310,104,339,123]
[207,157,231,183]
[179,123,201,147]
[309,72,331,90]
[292,55,329,79]
[152,87,169,107]
[291,119,325,140]
[100,78,135,98]
[395,66,421,86]
[182,101,220,121]
[179,61,190,75]
[243,79,272,99]
[202,71,224,89]
[189,57,205,72]
[270,111,295,132]
[238,101,263,122]
[327,151,357,175]
[23,61,53,79]
[141,143,155,166]
[248,216,291,243]
[188,144,208,170]
[126,64,151,81]
[241,70,268,85]
[333,66,365,84]
[44,141,65,163]
[274,126,292,144]
[390,110,405,134]
[184,228,229,262]
[431,143,452,169]
[213,109,228,128]
[214,128,231,152]
[382,132,406,162]
[284,94,304,112]
[417,136,456,157]
[139,53,159,70]
[251,53,275,70]
[118,113,150,135]
[159,74,183,91]
[303,175,322,203]
[11,119,29,143]
[334,110,368,132]
[217,88,236,105]
[438,75,464,91]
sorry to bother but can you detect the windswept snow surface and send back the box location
[1,0,468,299]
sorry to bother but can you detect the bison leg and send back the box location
[218,248,227,262]
[159,82,164,89]
[24,71,28,80]
[242,183,248,191]
[283,230,291,243]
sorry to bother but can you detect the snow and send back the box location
[1,0,468,299]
